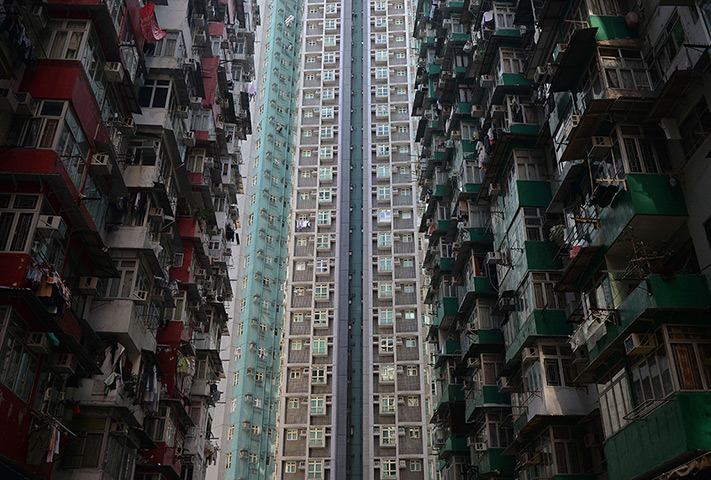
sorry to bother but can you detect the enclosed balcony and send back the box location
[87,299,158,354]
[604,392,711,480]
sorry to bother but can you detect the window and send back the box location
[312,337,327,355]
[402,234,413,243]
[0,194,41,253]
[680,98,711,158]
[598,369,632,438]
[233,371,240,386]
[139,79,172,108]
[378,257,393,272]
[289,369,301,379]
[376,124,389,136]
[380,395,395,413]
[288,398,300,409]
[407,396,419,407]
[314,311,329,327]
[375,50,387,61]
[293,313,304,323]
[308,460,323,479]
[318,190,332,202]
[376,85,388,97]
[377,186,391,200]
[380,336,394,353]
[380,309,393,325]
[286,429,298,441]
[0,308,38,402]
[380,365,395,382]
[375,67,388,79]
[320,126,333,138]
[310,395,325,414]
[381,426,396,445]
[291,340,302,350]
[323,70,335,81]
[309,428,324,446]
[317,235,330,249]
[379,283,393,298]
[403,284,415,293]
[251,424,261,435]
[285,462,297,473]
[405,338,417,348]
[304,110,314,118]
[231,398,237,412]
[378,233,392,247]
[382,459,397,478]
[407,366,418,376]
[408,427,420,438]
[317,211,331,225]
[315,259,329,274]
[225,452,232,469]
[320,146,333,158]
[314,284,329,299]
[410,460,422,472]
[321,107,334,119]
[312,367,326,384]
[377,209,391,223]
[322,89,335,100]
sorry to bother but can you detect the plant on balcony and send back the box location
[123,374,141,404]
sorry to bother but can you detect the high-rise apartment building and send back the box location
[0,2,252,480]
[414,1,711,480]
[214,0,302,480]
[275,0,435,478]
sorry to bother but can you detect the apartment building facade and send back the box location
[414,0,711,480]
[214,0,302,479]
[274,0,436,478]
[0,1,252,480]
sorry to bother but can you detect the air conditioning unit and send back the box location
[50,352,77,374]
[522,346,539,363]
[14,92,36,116]
[192,14,205,27]
[104,62,124,82]
[26,6,49,30]
[193,31,206,44]
[488,183,502,196]
[78,276,101,296]
[534,65,548,83]
[173,105,189,118]
[183,57,196,70]
[190,96,203,108]
[565,114,581,137]
[475,442,487,452]
[195,268,207,278]
[183,131,196,147]
[497,376,514,393]
[26,332,50,354]
[451,130,461,140]
[491,104,506,119]
[133,290,149,304]
[480,74,494,87]
[523,452,542,466]
[587,136,612,157]
[89,153,111,176]
[37,215,67,240]
[552,43,568,61]
[498,296,515,312]
[624,333,656,356]
[0,88,18,112]
[148,207,164,221]
[486,251,505,265]
[466,437,477,447]
[399,460,407,468]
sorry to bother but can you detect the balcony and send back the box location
[582,274,711,377]
[604,392,711,480]
[434,384,465,417]
[431,296,459,330]
[72,375,145,427]
[475,448,516,478]
[87,299,157,354]
[512,383,598,436]
[591,174,688,252]
[466,386,510,422]
[505,310,572,364]
[438,435,468,460]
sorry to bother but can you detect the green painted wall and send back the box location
[477,448,516,475]
[589,15,634,41]
[605,392,711,480]
[506,310,572,362]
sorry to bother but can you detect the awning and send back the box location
[200,56,219,106]
[550,28,598,93]
[139,2,166,43]
[653,451,711,480]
